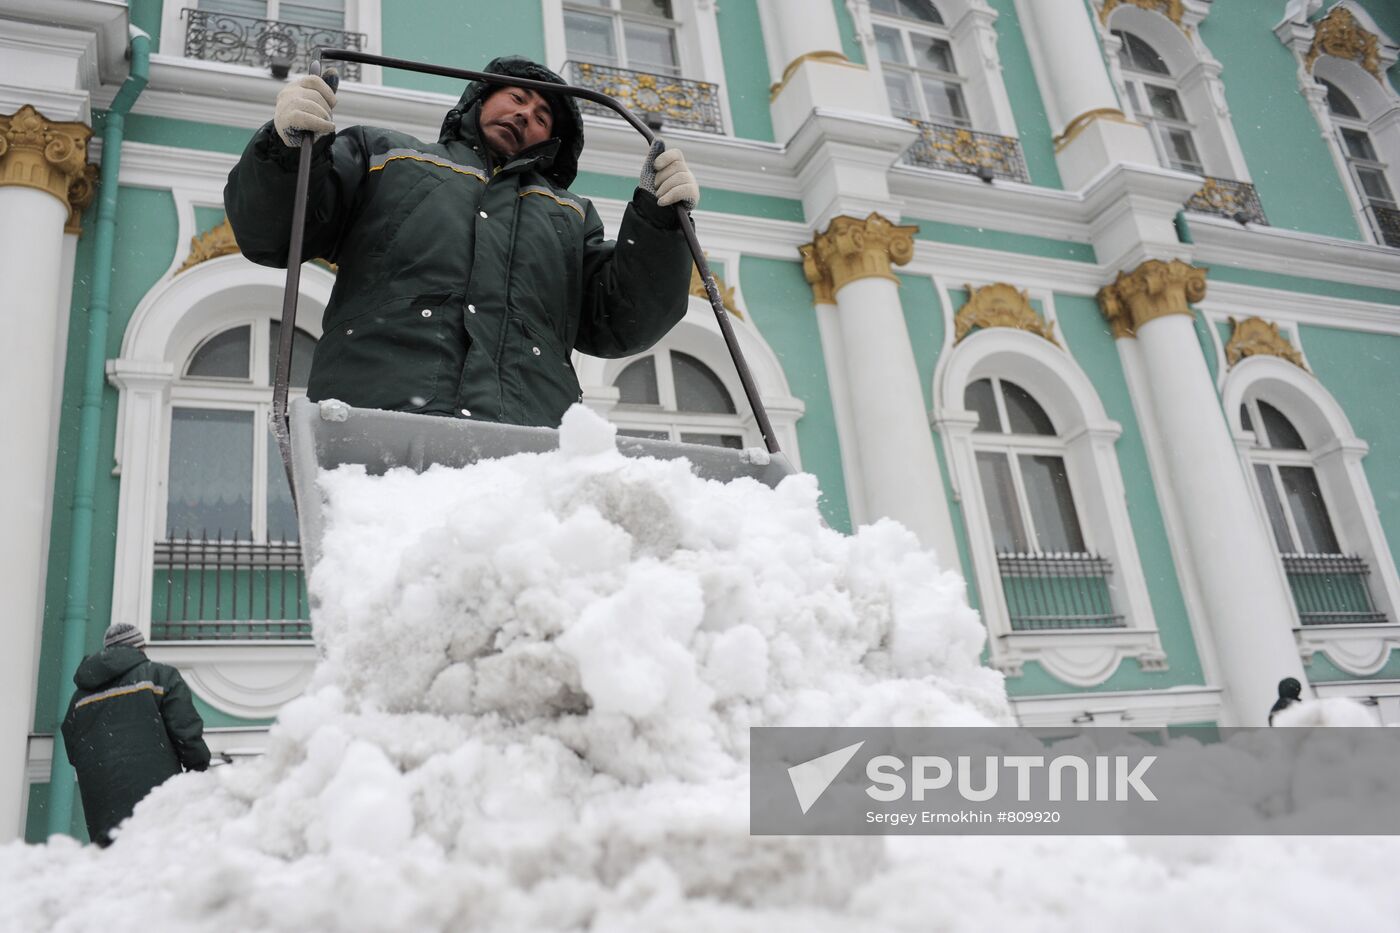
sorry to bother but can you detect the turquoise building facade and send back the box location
[2,0,1398,842]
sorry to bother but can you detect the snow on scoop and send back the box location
[272,48,792,561]
[289,396,795,574]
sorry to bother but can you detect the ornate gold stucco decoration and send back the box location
[1099,0,1186,28]
[689,262,743,319]
[0,105,96,236]
[1225,316,1307,370]
[955,283,1060,346]
[1053,107,1137,152]
[1305,5,1383,82]
[1096,259,1207,339]
[769,50,861,101]
[800,213,918,304]
[176,217,241,274]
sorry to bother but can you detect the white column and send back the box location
[0,105,93,839]
[803,215,961,572]
[758,0,888,142]
[1013,0,1157,189]
[1100,261,1305,725]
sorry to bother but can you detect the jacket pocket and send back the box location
[309,293,465,413]
[500,316,582,427]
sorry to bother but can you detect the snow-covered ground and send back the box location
[2,406,1396,932]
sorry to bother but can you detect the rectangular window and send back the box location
[1254,464,1294,553]
[976,452,1029,553]
[1160,127,1203,173]
[1342,128,1379,161]
[565,9,618,64]
[167,408,254,540]
[1020,455,1086,553]
[885,73,918,120]
[921,76,970,127]
[1146,85,1187,121]
[1280,466,1341,555]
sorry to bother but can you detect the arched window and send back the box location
[1320,77,1399,247]
[870,0,969,127]
[1113,28,1203,174]
[935,327,1166,687]
[563,0,680,76]
[153,313,318,642]
[1239,393,1387,626]
[610,349,743,448]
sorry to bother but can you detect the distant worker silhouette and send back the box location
[1268,677,1303,725]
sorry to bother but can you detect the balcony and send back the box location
[1184,177,1269,225]
[902,120,1031,184]
[182,8,367,81]
[1282,554,1388,625]
[1368,203,1400,248]
[996,552,1125,631]
[152,534,311,641]
[562,61,723,135]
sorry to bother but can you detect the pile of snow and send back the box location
[2,406,1397,932]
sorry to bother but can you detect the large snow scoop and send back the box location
[274,49,797,568]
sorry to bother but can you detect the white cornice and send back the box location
[1203,280,1400,336]
[1189,213,1400,294]
[889,165,1090,241]
[0,0,128,82]
[1010,685,1225,728]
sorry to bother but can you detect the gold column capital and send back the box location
[800,212,919,304]
[1096,259,1207,339]
[0,105,96,235]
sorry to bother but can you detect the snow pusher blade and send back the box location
[273,50,794,572]
[289,397,796,573]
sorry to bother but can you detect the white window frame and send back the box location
[1097,3,1252,181]
[852,0,1020,136]
[1223,355,1400,676]
[609,347,748,447]
[1113,29,1204,174]
[559,0,683,76]
[573,294,807,467]
[1278,2,1400,245]
[108,254,328,717]
[868,0,970,127]
[1310,59,1400,247]
[934,327,1166,686]
[1238,396,1341,557]
[160,316,312,546]
[542,0,730,134]
[159,0,384,84]
[966,378,1091,554]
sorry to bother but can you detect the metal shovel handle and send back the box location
[272,49,781,496]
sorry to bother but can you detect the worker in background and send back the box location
[61,623,211,846]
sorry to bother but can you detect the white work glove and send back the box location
[640,141,700,210]
[274,74,337,147]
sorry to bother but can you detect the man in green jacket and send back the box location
[61,623,211,846]
[225,56,699,426]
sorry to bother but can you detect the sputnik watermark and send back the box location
[752,727,1400,835]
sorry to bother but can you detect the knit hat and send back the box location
[104,623,146,651]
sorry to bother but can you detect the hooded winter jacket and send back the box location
[61,647,211,846]
[224,56,692,426]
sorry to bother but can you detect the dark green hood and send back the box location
[439,56,585,187]
[74,646,147,690]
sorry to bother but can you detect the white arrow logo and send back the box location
[787,741,865,814]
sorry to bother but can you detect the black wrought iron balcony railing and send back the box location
[562,61,724,135]
[902,120,1031,184]
[1282,553,1388,625]
[151,533,311,641]
[996,552,1125,631]
[182,8,367,81]
[1184,176,1269,225]
[1368,202,1400,248]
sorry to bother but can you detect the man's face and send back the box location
[480,85,555,160]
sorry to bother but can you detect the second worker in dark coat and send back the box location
[224,55,698,427]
